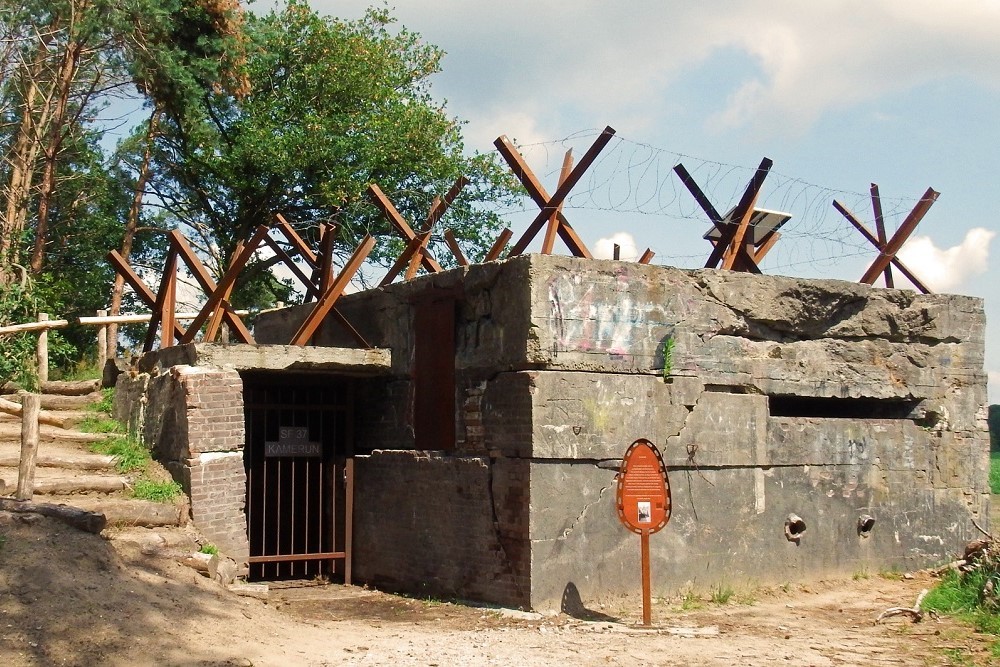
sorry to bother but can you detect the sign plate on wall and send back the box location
[616,438,671,534]
[264,426,322,458]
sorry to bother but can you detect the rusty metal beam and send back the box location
[870,183,894,288]
[638,248,655,264]
[704,158,773,269]
[275,213,318,268]
[505,127,615,257]
[106,249,187,341]
[367,184,443,274]
[170,230,254,344]
[291,236,375,346]
[542,150,574,254]
[484,228,512,262]
[833,199,931,294]
[443,230,468,267]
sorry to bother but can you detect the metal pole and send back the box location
[641,529,652,626]
[36,313,48,383]
[16,393,40,501]
[345,457,354,586]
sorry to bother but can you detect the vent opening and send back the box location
[769,395,916,419]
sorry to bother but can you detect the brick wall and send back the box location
[117,365,249,564]
[352,450,530,608]
[185,452,249,563]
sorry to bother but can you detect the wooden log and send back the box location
[0,451,115,471]
[29,475,127,494]
[97,309,108,371]
[39,379,100,396]
[0,318,70,335]
[36,313,49,383]
[177,551,216,576]
[36,393,103,411]
[16,394,40,500]
[0,396,76,427]
[69,497,185,527]
[0,497,106,533]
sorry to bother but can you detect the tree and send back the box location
[144,1,515,300]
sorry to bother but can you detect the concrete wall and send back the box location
[245,254,993,610]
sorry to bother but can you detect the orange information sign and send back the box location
[616,438,671,535]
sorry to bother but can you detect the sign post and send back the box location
[615,438,671,627]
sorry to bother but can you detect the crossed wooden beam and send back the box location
[833,185,937,293]
[674,158,775,272]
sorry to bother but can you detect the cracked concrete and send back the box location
[247,253,990,612]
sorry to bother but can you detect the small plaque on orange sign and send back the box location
[616,438,671,535]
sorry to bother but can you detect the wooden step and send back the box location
[0,450,115,471]
[0,422,114,444]
[0,467,127,495]
[0,391,103,411]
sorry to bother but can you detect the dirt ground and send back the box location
[0,515,997,667]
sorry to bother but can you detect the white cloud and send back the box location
[312,1,1000,143]
[896,227,994,293]
[593,232,639,261]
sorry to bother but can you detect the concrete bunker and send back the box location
[117,253,990,611]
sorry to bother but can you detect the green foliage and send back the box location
[661,337,675,379]
[0,283,40,389]
[145,0,517,308]
[710,583,734,605]
[131,479,182,503]
[990,452,1000,495]
[989,405,1000,453]
[199,543,219,555]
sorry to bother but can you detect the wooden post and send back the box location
[16,393,40,501]
[97,309,108,371]
[36,313,48,383]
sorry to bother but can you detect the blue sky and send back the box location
[308,0,1000,402]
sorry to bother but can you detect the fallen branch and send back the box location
[875,588,936,624]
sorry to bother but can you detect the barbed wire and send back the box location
[274,129,936,282]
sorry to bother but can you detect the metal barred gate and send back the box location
[243,372,354,582]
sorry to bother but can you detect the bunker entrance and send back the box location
[242,371,354,582]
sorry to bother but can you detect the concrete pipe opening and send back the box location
[858,514,876,537]
[784,514,807,543]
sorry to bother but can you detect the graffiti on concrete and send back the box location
[547,271,658,355]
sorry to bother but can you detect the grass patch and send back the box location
[989,451,1000,495]
[710,583,735,605]
[924,567,1000,657]
[92,387,115,414]
[852,569,870,581]
[90,435,148,474]
[131,479,182,503]
[199,543,219,556]
[680,590,703,610]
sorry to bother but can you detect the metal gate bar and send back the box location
[244,374,353,582]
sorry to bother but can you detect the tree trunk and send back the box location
[107,108,158,354]
[30,15,88,274]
